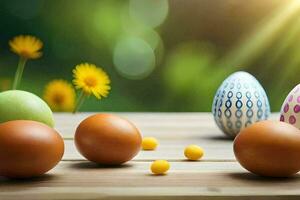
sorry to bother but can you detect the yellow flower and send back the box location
[44,80,76,112]
[9,35,43,59]
[73,63,111,99]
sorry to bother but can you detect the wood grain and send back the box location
[63,140,235,161]
[1,113,296,200]
[54,112,279,139]
[1,161,300,199]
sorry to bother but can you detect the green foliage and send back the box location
[1,0,300,112]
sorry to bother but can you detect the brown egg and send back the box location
[0,120,64,178]
[234,120,300,177]
[75,114,142,165]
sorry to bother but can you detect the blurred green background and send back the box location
[1,0,300,112]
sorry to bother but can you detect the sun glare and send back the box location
[221,0,300,69]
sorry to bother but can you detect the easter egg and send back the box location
[280,84,300,128]
[212,71,270,138]
[0,120,64,178]
[75,114,142,165]
[0,90,54,127]
[234,120,300,177]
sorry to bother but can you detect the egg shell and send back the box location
[280,84,300,128]
[0,90,54,127]
[212,71,270,138]
[75,114,142,165]
[234,120,300,177]
[0,120,64,178]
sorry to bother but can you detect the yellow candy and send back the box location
[184,145,204,161]
[142,137,158,150]
[151,160,170,175]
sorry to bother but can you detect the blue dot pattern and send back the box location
[212,71,270,138]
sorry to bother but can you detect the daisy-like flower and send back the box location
[72,63,111,113]
[9,35,43,59]
[44,80,76,112]
[9,35,43,89]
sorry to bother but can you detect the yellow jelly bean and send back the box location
[142,137,158,150]
[184,145,204,161]
[151,160,170,175]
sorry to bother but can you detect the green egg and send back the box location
[0,90,54,127]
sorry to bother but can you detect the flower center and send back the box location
[20,50,31,58]
[84,76,98,87]
[52,94,65,105]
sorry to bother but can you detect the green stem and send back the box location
[73,90,86,114]
[12,57,27,90]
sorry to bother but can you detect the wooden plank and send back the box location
[54,113,279,139]
[61,128,225,141]
[1,113,290,200]
[1,161,300,200]
[63,140,235,161]
[1,187,300,200]
[54,112,280,122]
[54,112,222,139]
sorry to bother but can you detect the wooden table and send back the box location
[1,112,300,200]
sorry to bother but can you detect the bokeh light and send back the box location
[91,1,124,48]
[113,36,156,80]
[120,7,165,65]
[122,24,162,51]
[129,0,169,28]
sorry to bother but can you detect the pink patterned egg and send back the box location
[280,84,300,127]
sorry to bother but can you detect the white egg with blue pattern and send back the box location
[212,71,270,138]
